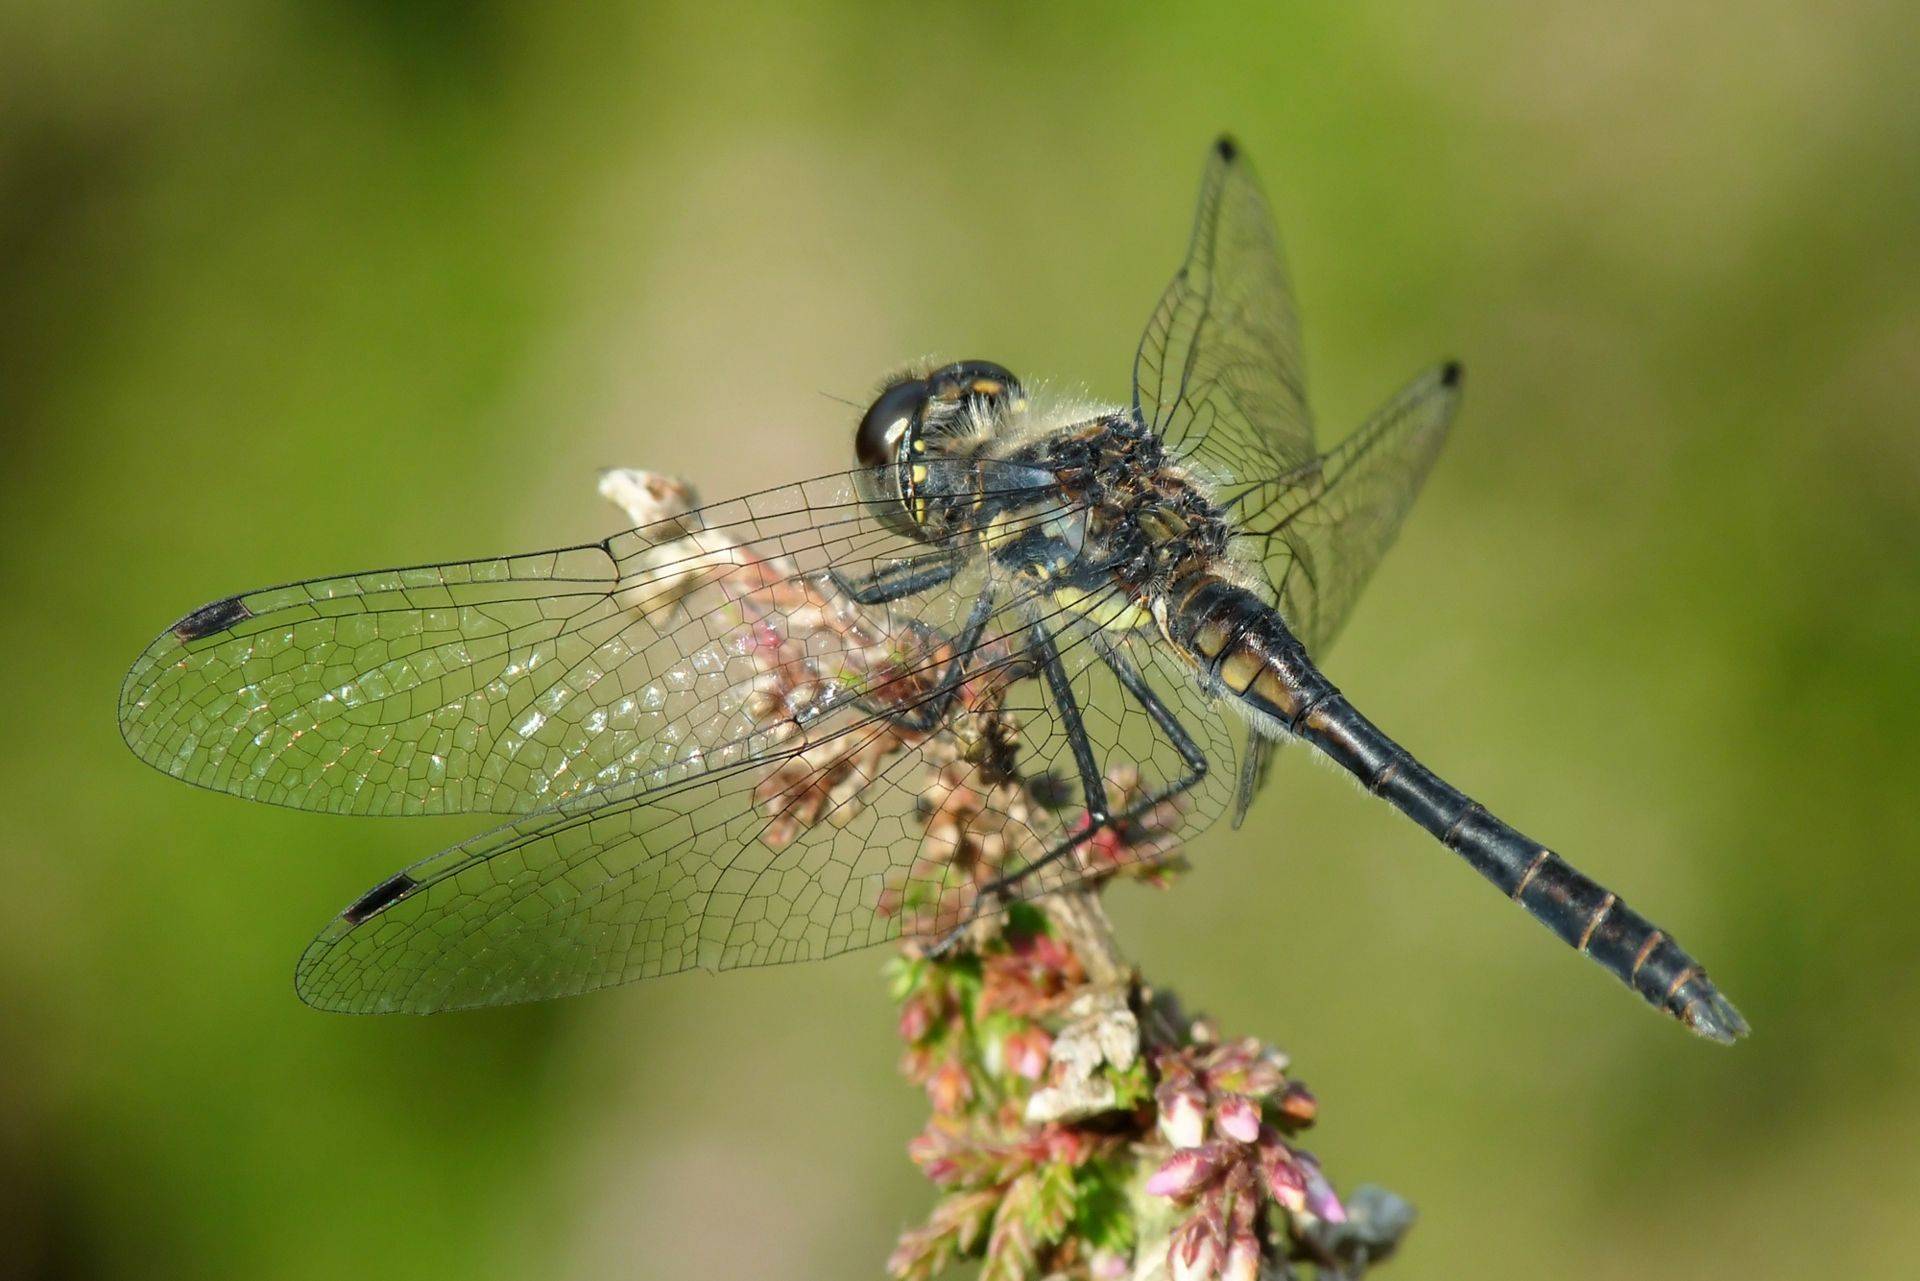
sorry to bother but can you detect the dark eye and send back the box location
[855,376,929,468]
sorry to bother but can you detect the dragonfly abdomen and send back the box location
[1161,572,1748,1043]
[1159,572,1339,730]
[1300,695,1748,1042]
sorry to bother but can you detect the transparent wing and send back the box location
[1134,136,1316,483]
[295,585,1240,1012]
[119,464,1061,816]
[1134,137,1460,653]
[1229,363,1463,653]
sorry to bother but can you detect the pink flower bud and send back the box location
[1215,1094,1261,1144]
[1262,1146,1306,1213]
[1224,1167,1260,1234]
[926,1061,971,1115]
[1299,1153,1347,1224]
[1159,1086,1209,1148]
[1146,1147,1219,1199]
[898,998,935,1044]
[1154,1055,1197,1092]
[1222,1234,1262,1281]
[907,1133,960,1184]
[1043,1125,1091,1166]
[1005,1026,1052,1081]
[1237,1058,1285,1100]
[1276,1082,1317,1125]
[1170,1217,1223,1281]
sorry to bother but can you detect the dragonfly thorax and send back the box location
[1022,415,1234,601]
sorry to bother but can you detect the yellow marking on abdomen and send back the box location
[1190,619,1230,658]
[1219,648,1262,694]
[1252,668,1295,716]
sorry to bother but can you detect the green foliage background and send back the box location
[3,3,1915,1277]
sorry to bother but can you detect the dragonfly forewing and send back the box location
[119,467,1053,817]
[1136,136,1318,486]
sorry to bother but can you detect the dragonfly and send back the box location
[119,137,1746,1042]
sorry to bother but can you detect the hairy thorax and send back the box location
[987,413,1234,632]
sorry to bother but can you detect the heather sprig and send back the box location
[888,902,1413,1281]
[597,471,1413,1279]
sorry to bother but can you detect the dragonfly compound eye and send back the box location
[854,361,1026,538]
[855,376,929,469]
[853,361,1024,470]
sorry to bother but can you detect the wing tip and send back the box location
[341,872,422,925]
[1213,133,1240,162]
[120,594,254,767]
[171,593,253,642]
[1440,359,1463,389]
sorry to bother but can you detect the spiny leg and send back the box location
[931,634,1211,953]
[1031,619,1111,826]
[1094,638,1209,782]
[877,587,1001,734]
[817,556,994,735]
[829,550,959,606]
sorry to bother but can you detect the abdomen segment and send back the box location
[1163,573,1748,1043]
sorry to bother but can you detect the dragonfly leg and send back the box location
[871,588,1001,734]
[961,748,1208,930]
[828,551,958,606]
[1030,621,1111,825]
[942,634,1210,941]
[1094,637,1210,781]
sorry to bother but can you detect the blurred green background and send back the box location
[4,2,1916,1278]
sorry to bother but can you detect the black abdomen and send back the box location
[1160,572,1748,1043]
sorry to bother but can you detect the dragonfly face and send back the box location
[120,136,1746,1041]
[852,359,1031,541]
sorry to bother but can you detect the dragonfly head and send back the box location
[854,360,1025,539]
